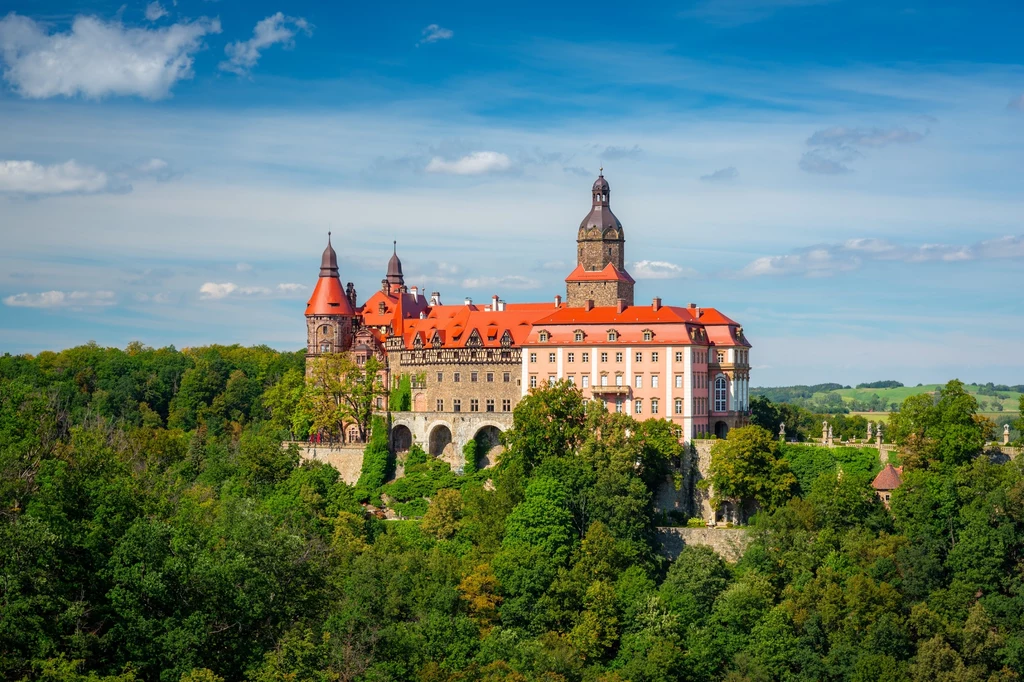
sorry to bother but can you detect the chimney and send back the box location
[652,297,662,311]
[616,298,626,313]
[492,294,499,310]
[584,299,594,311]
[430,291,440,306]
[498,299,506,311]
[554,294,562,308]
[464,297,472,306]
[419,311,426,319]
[410,286,418,300]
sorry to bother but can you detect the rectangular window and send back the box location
[503,372,511,382]
[615,374,623,386]
[634,399,642,414]
[615,399,623,414]
[530,352,537,363]
[470,399,479,412]
[471,372,478,383]
[582,352,590,362]
[675,398,683,414]
[487,372,494,382]
[600,352,608,362]
[601,375,608,386]
[486,399,495,412]
[453,399,462,412]
[718,351,725,363]
[548,375,556,386]
[635,375,643,389]
[549,352,556,363]
[436,372,443,383]
[568,375,576,385]
[502,399,511,411]
[675,375,683,388]
[636,351,643,362]
[582,376,590,388]
[568,352,575,362]
[652,352,659,363]
[615,352,623,363]
[454,372,461,383]
[437,399,444,411]
[675,352,683,362]
[652,375,660,389]
[651,399,659,415]
[529,375,538,388]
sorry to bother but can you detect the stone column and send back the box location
[1004,424,1011,445]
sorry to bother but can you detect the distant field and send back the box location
[833,384,1022,412]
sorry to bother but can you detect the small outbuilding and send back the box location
[872,464,904,508]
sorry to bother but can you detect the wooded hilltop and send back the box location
[2,343,1024,681]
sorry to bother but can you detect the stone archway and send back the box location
[428,424,453,457]
[714,421,729,440]
[391,424,413,452]
[473,425,503,469]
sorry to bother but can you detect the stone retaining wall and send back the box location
[656,526,751,563]
[295,445,365,485]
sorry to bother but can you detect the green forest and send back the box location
[3,343,1024,681]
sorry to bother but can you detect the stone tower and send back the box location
[565,171,635,307]
[305,233,355,364]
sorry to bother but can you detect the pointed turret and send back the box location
[305,232,355,362]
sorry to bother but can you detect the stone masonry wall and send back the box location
[656,527,751,563]
[565,280,634,307]
[296,444,365,485]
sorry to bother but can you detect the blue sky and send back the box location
[1,0,1023,386]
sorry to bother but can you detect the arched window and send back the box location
[539,331,549,342]
[714,376,728,412]
[607,330,618,342]
[574,331,584,342]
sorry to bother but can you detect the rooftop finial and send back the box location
[599,166,603,175]
[393,240,397,254]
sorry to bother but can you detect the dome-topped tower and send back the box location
[577,169,624,270]
[306,232,355,365]
[566,171,634,307]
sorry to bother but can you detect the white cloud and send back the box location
[198,282,237,299]
[630,260,698,279]
[0,13,220,99]
[807,126,926,149]
[426,151,511,175]
[800,126,925,175]
[277,282,307,293]
[740,235,1024,277]
[238,286,271,295]
[600,144,643,160]
[220,12,311,76]
[417,24,453,46]
[0,160,109,194]
[3,290,115,308]
[699,166,738,182]
[461,275,540,290]
[144,2,168,22]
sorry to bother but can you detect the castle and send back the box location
[305,172,751,452]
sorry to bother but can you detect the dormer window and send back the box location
[607,330,618,342]
[574,330,584,342]
[538,331,549,343]
[643,330,653,342]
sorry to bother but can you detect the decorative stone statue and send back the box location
[827,425,834,445]
[876,422,883,446]
[867,422,874,441]
[1004,423,1011,445]
[779,422,786,441]
[822,421,829,444]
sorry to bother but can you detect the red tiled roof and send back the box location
[396,303,555,349]
[564,263,636,284]
[306,276,354,316]
[872,464,903,491]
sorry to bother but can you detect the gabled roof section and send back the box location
[564,262,635,284]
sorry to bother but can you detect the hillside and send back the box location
[753,381,1022,416]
